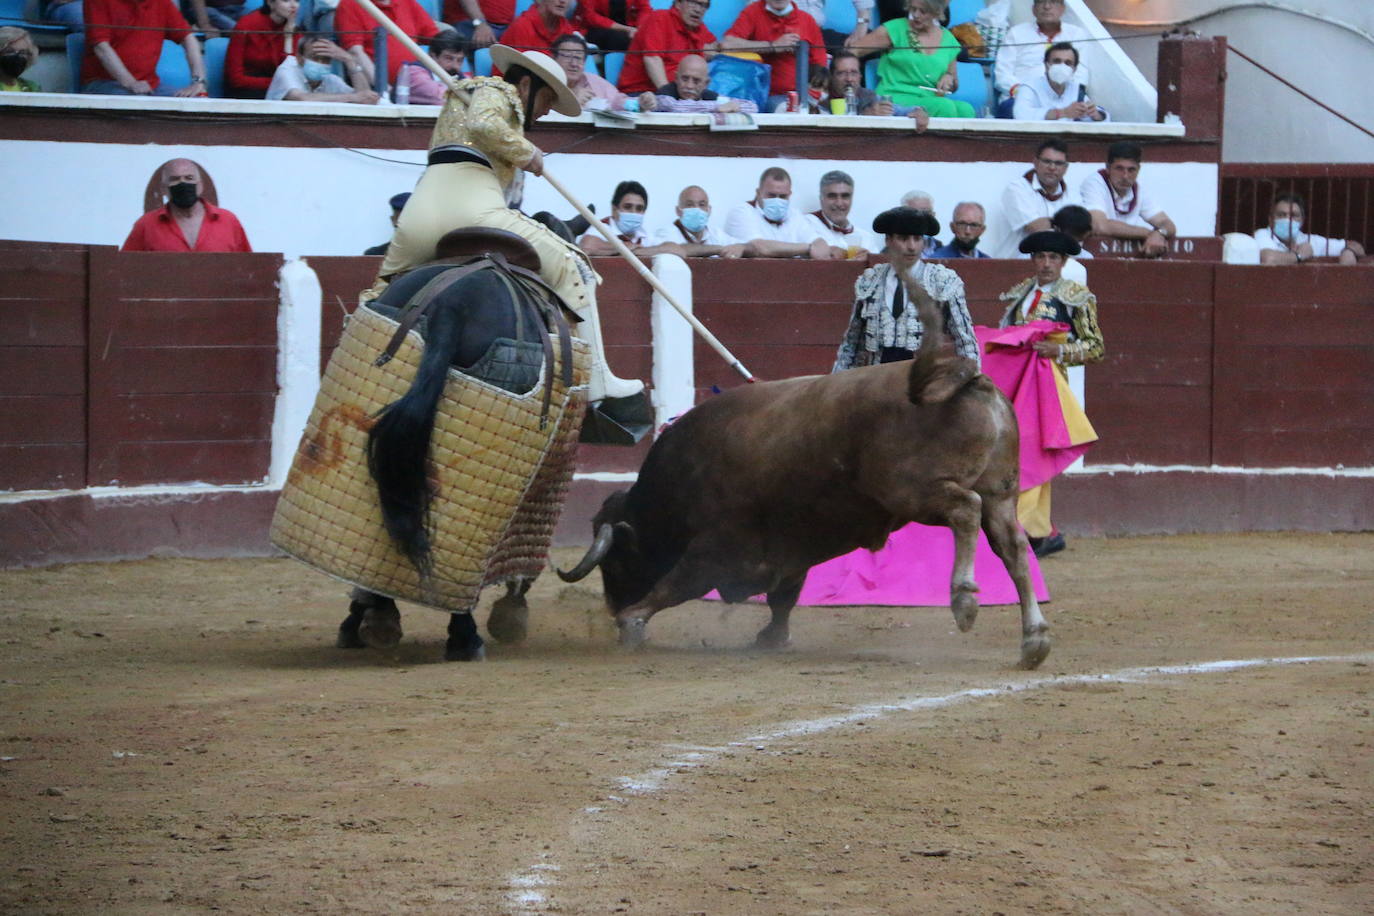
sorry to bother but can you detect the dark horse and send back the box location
[338,231,562,661]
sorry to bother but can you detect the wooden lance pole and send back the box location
[348,0,757,383]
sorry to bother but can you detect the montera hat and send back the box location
[872,206,940,238]
[1019,230,1082,256]
[489,45,582,118]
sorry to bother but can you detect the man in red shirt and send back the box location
[122,159,253,252]
[442,0,514,48]
[497,0,577,58]
[721,0,824,109]
[336,0,442,84]
[572,0,651,52]
[617,0,718,95]
[81,0,209,96]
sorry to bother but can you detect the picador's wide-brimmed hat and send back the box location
[872,206,940,238]
[1019,230,1082,256]
[489,45,582,117]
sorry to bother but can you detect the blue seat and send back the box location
[864,55,877,90]
[946,0,984,26]
[414,0,441,20]
[202,36,229,98]
[822,0,856,35]
[949,58,987,114]
[155,38,193,91]
[703,0,746,39]
[648,0,672,8]
[514,0,534,15]
[599,51,625,85]
[473,46,492,76]
[66,30,83,90]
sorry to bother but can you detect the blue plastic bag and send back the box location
[707,55,771,112]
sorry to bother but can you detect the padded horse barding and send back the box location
[269,258,590,613]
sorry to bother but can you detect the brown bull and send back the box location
[559,275,1051,669]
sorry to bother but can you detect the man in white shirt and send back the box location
[652,185,749,256]
[1079,141,1177,258]
[802,170,880,254]
[1254,192,1366,265]
[724,167,837,258]
[267,35,380,104]
[994,0,1091,99]
[991,138,1080,258]
[580,180,686,257]
[1012,42,1107,122]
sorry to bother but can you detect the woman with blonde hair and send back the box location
[0,27,40,92]
[850,0,976,118]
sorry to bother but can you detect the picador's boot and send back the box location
[574,299,645,402]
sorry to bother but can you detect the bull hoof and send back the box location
[951,588,979,633]
[753,625,791,650]
[337,608,366,649]
[618,618,647,649]
[1019,629,1052,670]
[486,594,530,645]
[358,604,403,649]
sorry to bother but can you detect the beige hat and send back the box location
[489,45,582,118]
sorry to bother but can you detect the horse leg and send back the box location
[756,573,805,650]
[445,612,486,662]
[487,578,532,644]
[982,493,1050,669]
[337,591,367,649]
[338,588,403,649]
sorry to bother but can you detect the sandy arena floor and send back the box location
[2,532,1371,914]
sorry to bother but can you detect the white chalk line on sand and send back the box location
[505,652,1373,911]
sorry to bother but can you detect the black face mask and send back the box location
[0,52,27,79]
[953,236,980,252]
[167,182,199,209]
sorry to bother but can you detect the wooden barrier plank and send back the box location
[0,248,88,299]
[0,298,87,347]
[113,393,276,440]
[95,252,282,299]
[0,396,84,445]
[105,298,277,347]
[106,347,278,395]
[101,440,273,486]
[0,347,87,396]
[0,444,86,492]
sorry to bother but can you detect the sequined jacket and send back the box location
[429,76,535,189]
[997,276,1105,366]
[833,260,980,372]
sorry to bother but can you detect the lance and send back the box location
[349,0,756,383]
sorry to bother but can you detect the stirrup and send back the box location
[580,390,653,445]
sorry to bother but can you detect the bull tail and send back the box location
[904,271,980,406]
[366,302,466,578]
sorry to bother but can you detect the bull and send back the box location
[557,274,1051,669]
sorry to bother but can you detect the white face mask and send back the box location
[767,1,794,15]
[1047,62,1075,85]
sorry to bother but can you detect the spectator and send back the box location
[815,49,927,130]
[928,202,990,258]
[1254,192,1367,265]
[268,33,380,102]
[405,30,470,104]
[579,181,684,257]
[123,159,253,252]
[1050,202,1094,282]
[996,230,1104,557]
[551,33,629,111]
[641,53,756,113]
[990,138,1078,257]
[336,0,443,85]
[850,0,976,119]
[444,0,511,47]
[40,0,83,29]
[573,0,651,53]
[803,170,879,254]
[1079,140,1177,258]
[994,0,1090,101]
[497,0,576,59]
[898,189,942,248]
[184,0,248,37]
[82,0,209,96]
[0,27,40,92]
[652,185,748,257]
[365,192,411,255]
[1012,42,1106,122]
[719,0,826,112]
[834,206,979,371]
[226,0,302,100]
[725,166,835,256]
[617,0,718,95]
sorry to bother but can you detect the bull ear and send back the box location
[555,523,614,582]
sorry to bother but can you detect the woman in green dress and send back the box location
[851,0,976,119]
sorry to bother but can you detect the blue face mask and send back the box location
[1273,217,1302,240]
[616,211,644,235]
[679,207,709,233]
[302,59,332,83]
[761,196,789,223]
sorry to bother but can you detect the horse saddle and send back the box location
[435,227,542,273]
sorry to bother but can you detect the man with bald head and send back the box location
[640,54,758,113]
[122,159,252,252]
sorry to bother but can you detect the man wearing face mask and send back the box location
[267,35,381,103]
[578,181,686,258]
[725,167,834,257]
[720,0,827,112]
[122,159,253,252]
[1254,193,1366,265]
[1012,43,1106,122]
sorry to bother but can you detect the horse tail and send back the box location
[366,288,470,577]
[905,272,980,406]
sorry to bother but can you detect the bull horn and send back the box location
[556,523,615,582]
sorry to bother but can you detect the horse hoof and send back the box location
[753,627,791,651]
[486,594,530,644]
[951,589,979,632]
[359,605,403,649]
[444,640,486,662]
[1019,631,1051,670]
[618,618,647,649]
[337,611,366,649]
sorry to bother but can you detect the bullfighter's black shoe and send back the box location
[1031,532,1066,558]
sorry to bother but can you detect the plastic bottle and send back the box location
[394,64,410,105]
[844,85,857,115]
